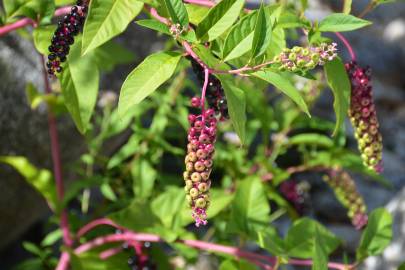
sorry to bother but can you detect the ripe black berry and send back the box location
[46,0,89,75]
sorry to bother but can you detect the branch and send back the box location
[334,32,356,61]
[0,6,72,37]
[40,54,73,247]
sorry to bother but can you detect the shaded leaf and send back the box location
[318,13,371,32]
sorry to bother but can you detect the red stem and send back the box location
[40,55,73,247]
[0,6,72,37]
[201,68,209,114]
[334,32,356,61]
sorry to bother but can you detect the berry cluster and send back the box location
[346,61,383,173]
[121,236,156,270]
[190,59,229,120]
[273,43,338,72]
[279,180,309,214]
[46,0,88,75]
[184,99,217,226]
[323,170,368,230]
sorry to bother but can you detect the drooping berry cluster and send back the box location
[279,180,309,215]
[323,170,368,230]
[46,0,89,75]
[273,43,338,72]
[184,99,217,226]
[190,59,229,120]
[345,61,383,173]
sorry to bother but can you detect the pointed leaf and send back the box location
[251,3,272,58]
[163,0,189,28]
[324,58,350,135]
[356,208,393,261]
[253,70,310,116]
[196,0,245,42]
[318,13,371,32]
[82,0,144,54]
[60,39,99,133]
[118,51,181,117]
[218,75,247,144]
[312,227,328,270]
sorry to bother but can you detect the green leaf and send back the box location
[253,70,310,116]
[398,262,405,270]
[33,25,56,55]
[219,260,257,270]
[4,0,55,23]
[230,177,270,235]
[93,41,136,72]
[0,156,57,209]
[71,250,129,270]
[318,13,371,32]
[196,0,245,42]
[251,3,272,58]
[151,187,185,228]
[41,229,62,246]
[324,58,351,136]
[136,19,197,42]
[312,226,328,270]
[222,10,257,61]
[257,227,287,257]
[286,218,340,258]
[60,39,99,134]
[118,51,181,117]
[185,4,209,25]
[131,159,157,199]
[218,76,247,144]
[356,208,393,261]
[163,0,189,28]
[108,200,157,231]
[343,0,352,14]
[82,0,144,54]
[288,133,334,148]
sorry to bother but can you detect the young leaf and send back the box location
[286,218,340,258]
[218,75,247,144]
[118,51,182,117]
[196,0,245,42]
[82,0,144,55]
[356,208,393,261]
[312,227,328,270]
[60,39,100,134]
[257,227,286,257]
[222,10,258,61]
[253,71,310,116]
[324,58,351,136]
[318,13,371,32]
[136,19,197,42]
[0,156,57,209]
[251,3,272,59]
[4,0,55,23]
[185,4,209,25]
[163,0,189,28]
[230,177,270,235]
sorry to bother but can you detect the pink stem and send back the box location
[184,0,215,7]
[149,7,169,24]
[40,55,73,247]
[0,6,72,37]
[56,251,70,270]
[201,68,209,114]
[99,246,124,260]
[77,218,120,238]
[335,32,356,61]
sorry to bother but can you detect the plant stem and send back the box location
[0,6,72,37]
[40,55,73,248]
[335,32,356,61]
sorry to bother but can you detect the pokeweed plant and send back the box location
[0,0,397,269]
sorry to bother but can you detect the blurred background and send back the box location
[0,0,404,269]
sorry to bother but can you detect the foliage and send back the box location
[0,0,397,269]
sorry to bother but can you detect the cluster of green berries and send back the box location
[324,170,368,229]
[273,43,338,72]
[346,61,383,173]
[46,0,88,75]
[184,100,217,226]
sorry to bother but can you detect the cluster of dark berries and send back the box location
[184,99,217,226]
[122,238,156,270]
[345,61,383,173]
[190,59,229,120]
[46,0,88,75]
[324,170,368,230]
[279,180,309,215]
